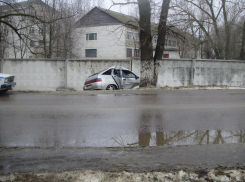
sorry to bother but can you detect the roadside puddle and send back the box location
[107,130,245,147]
[1,129,244,148]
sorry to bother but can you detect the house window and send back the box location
[86,33,97,41]
[127,48,132,57]
[127,32,133,40]
[168,40,172,46]
[165,38,168,45]
[29,27,35,34]
[85,49,97,57]
[30,40,35,47]
[134,49,140,57]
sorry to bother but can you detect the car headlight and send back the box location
[4,78,8,83]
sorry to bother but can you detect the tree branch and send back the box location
[109,0,138,10]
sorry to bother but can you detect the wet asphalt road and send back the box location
[0,89,245,148]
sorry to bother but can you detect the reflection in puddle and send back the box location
[111,130,245,147]
[1,129,244,148]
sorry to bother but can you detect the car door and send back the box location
[121,70,140,89]
[112,69,123,89]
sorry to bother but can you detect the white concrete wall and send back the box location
[131,58,141,77]
[73,25,126,59]
[157,59,192,87]
[157,59,245,88]
[194,60,245,87]
[1,58,245,91]
[2,59,66,91]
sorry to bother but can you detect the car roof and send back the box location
[0,73,14,77]
[88,66,132,78]
[107,66,130,70]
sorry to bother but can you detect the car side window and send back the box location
[122,70,136,78]
[102,69,112,75]
[114,69,121,77]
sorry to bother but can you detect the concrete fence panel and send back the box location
[194,60,245,87]
[1,59,66,91]
[157,59,193,87]
[1,58,244,91]
[157,59,245,88]
[131,58,141,77]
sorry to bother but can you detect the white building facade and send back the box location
[73,7,181,60]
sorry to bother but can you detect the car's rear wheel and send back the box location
[106,84,116,90]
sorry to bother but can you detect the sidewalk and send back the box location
[1,144,245,181]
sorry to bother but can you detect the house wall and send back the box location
[163,51,180,59]
[153,50,180,59]
[1,58,245,91]
[5,16,32,59]
[125,28,140,58]
[2,3,49,59]
[73,25,127,59]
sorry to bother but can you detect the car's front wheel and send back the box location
[0,89,8,94]
[106,84,116,90]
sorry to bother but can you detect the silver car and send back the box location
[83,66,140,90]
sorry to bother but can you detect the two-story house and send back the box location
[73,7,181,59]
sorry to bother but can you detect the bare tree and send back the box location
[241,20,245,60]
[137,0,154,86]
[109,0,172,87]
[172,0,245,59]
[154,0,171,60]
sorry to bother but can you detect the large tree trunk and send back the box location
[240,20,245,60]
[154,0,171,85]
[222,0,230,59]
[154,0,171,60]
[47,0,56,58]
[137,0,154,87]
